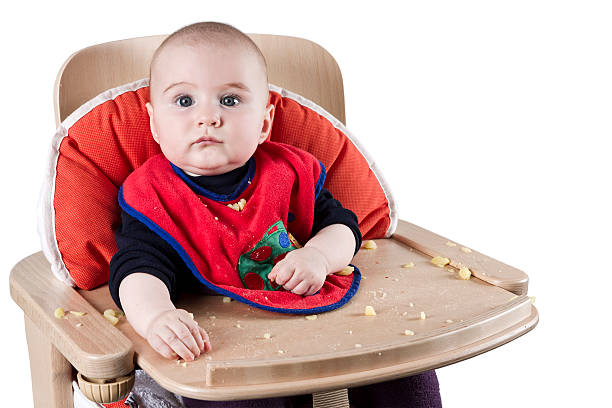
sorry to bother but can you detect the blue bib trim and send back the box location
[170,157,256,202]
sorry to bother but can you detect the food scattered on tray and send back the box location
[335,266,354,276]
[54,307,65,319]
[458,266,472,280]
[103,309,123,325]
[363,240,377,249]
[70,311,87,316]
[430,256,450,267]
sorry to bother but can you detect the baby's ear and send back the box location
[259,103,275,144]
[146,102,160,144]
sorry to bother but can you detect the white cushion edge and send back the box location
[37,78,150,287]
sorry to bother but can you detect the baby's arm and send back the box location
[268,224,355,296]
[119,273,211,361]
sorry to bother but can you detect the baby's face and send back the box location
[147,42,273,176]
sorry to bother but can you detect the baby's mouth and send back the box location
[194,135,222,145]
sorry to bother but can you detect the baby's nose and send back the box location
[197,109,221,127]
[198,116,221,127]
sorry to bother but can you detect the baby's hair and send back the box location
[149,22,269,95]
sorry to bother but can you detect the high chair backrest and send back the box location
[54,34,346,126]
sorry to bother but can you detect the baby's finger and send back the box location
[158,325,196,361]
[148,333,179,360]
[304,283,321,297]
[269,262,292,286]
[167,320,201,359]
[289,280,311,296]
[179,315,205,352]
[267,262,284,284]
[199,326,213,352]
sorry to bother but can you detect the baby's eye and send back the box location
[175,95,194,107]
[220,95,240,107]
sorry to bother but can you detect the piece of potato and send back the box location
[458,267,472,280]
[335,266,354,276]
[364,306,376,316]
[430,256,450,267]
[54,307,65,319]
[363,240,377,249]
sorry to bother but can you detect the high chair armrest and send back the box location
[9,252,134,379]
[392,219,529,295]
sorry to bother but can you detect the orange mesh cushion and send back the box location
[54,86,390,289]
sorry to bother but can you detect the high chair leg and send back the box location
[312,388,349,408]
[24,315,73,408]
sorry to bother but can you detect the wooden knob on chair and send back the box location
[77,371,135,403]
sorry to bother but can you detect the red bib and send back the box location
[119,141,360,314]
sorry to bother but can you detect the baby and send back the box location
[110,22,361,362]
[110,22,441,408]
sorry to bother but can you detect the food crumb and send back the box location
[209,315,216,319]
[430,256,450,267]
[404,329,415,336]
[223,297,232,303]
[54,307,65,319]
[355,344,362,348]
[420,311,426,320]
[348,330,353,335]
[76,323,83,328]
[69,311,86,316]
[103,309,120,325]
[402,262,415,268]
[335,266,354,276]
[445,241,457,247]
[458,267,472,280]
[263,333,271,340]
[363,240,377,250]
[445,319,454,323]
[409,302,414,307]
[305,315,317,320]
[277,350,285,354]
[236,324,242,328]
[364,306,376,316]
[181,362,187,367]
[530,296,536,304]
[460,247,472,253]
[214,216,219,220]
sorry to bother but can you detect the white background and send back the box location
[2,1,611,406]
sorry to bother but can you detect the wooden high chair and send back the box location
[9,34,538,408]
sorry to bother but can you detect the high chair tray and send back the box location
[10,220,538,401]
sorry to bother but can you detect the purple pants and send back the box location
[182,370,442,408]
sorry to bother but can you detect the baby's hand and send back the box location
[146,309,212,361]
[268,247,329,296]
